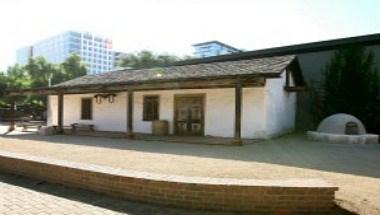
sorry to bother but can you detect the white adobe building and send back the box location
[11,55,306,144]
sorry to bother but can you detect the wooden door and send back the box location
[174,95,204,136]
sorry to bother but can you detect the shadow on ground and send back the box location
[3,132,380,179]
[0,172,355,215]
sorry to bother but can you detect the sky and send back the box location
[0,0,379,70]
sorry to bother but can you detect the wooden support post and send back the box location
[232,80,243,145]
[57,93,64,134]
[7,100,16,133]
[285,69,290,87]
[127,89,135,139]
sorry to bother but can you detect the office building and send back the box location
[193,41,241,58]
[16,31,116,74]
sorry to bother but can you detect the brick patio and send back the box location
[0,172,237,215]
[0,150,338,214]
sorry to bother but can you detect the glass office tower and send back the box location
[16,31,115,74]
[193,41,241,58]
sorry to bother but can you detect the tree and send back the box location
[0,72,8,105]
[24,54,86,89]
[0,55,87,122]
[25,57,58,88]
[22,55,87,105]
[23,57,57,106]
[0,65,30,116]
[118,50,183,69]
[5,65,30,89]
[60,54,87,81]
[318,45,379,132]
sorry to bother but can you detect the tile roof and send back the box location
[54,55,296,88]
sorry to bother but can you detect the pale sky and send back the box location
[0,0,379,70]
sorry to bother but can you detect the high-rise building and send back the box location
[16,31,117,74]
[16,46,33,65]
[193,41,241,58]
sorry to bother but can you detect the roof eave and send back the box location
[7,73,281,96]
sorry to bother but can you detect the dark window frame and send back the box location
[81,98,93,120]
[143,95,159,121]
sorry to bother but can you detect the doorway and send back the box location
[174,94,205,136]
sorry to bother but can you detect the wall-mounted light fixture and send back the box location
[94,93,117,104]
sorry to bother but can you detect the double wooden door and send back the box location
[174,95,204,136]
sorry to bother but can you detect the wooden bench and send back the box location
[19,121,46,132]
[71,123,95,133]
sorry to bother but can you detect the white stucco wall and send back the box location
[242,88,266,138]
[264,70,297,138]
[47,96,57,126]
[134,88,266,138]
[48,92,127,132]
[47,74,296,139]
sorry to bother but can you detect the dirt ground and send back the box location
[0,127,379,214]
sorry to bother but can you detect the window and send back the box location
[143,96,159,121]
[81,98,93,120]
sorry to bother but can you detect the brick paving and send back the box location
[0,173,235,215]
[0,150,338,214]
[0,123,369,214]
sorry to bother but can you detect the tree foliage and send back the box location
[0,54,87,107]
[0,72,9,105]
[0,73,6,92]
[0,65,30,105]
[118,50,188,69]
[25,57,57,89]
[60,54,87,80]
[318,45,379,132]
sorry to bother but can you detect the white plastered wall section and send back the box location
[47,92,127,132]
[263,70,297,138]
[134,88,266,138]
[48,88,268,139]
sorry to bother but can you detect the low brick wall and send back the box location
[0,150,338,214]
